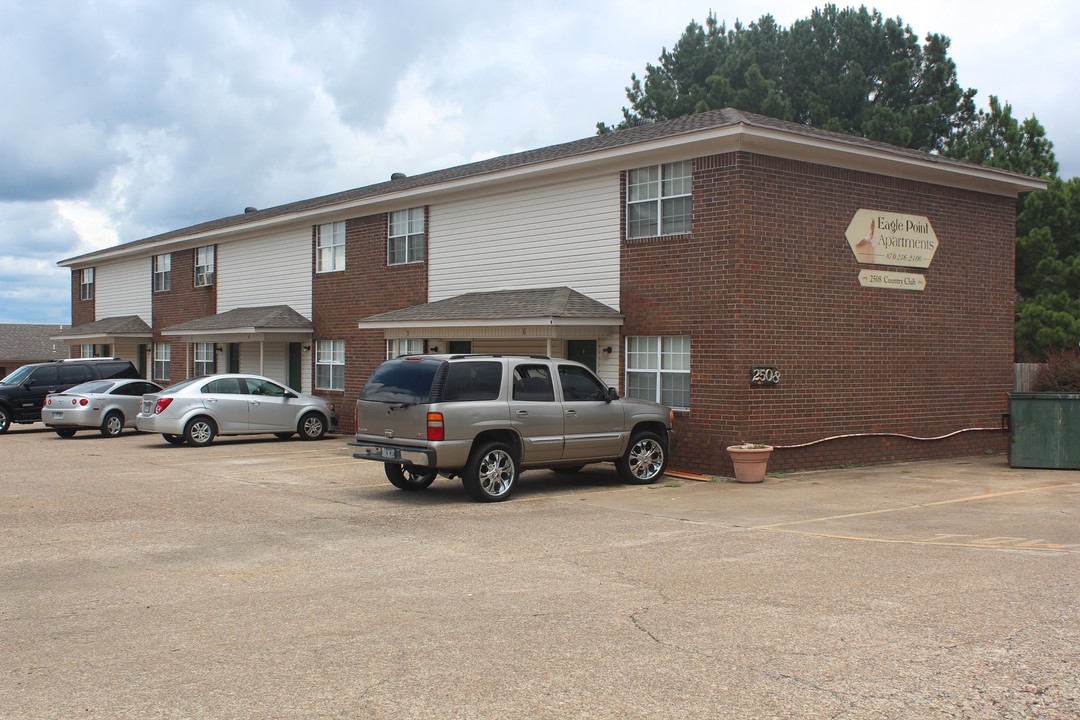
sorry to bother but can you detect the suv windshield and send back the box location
[1,366,34,385]
[361,357,444,404]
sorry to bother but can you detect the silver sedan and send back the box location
[135,374,337,446]
[44,379,164,438]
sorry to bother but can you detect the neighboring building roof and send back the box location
[59,107,1048,268]
[0,323,70,361]
[163,305,313,335]
[52,315,152,341]
[359,287,623,327]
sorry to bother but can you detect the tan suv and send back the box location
[350,355,673,502]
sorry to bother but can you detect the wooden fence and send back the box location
[1014,363,1045,391]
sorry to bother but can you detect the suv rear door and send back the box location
[357,357,445,446]
[509,362,564,462]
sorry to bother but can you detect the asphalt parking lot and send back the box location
[2,426,1078,719]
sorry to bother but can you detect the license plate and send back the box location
[380,447,399,460]
[141,401,152,414]
[52,412,63,420]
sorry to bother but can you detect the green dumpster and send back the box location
[1009,392,1080,469]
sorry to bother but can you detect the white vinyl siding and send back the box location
[95,258,152,322]
[428,175,620,308]
[216,228,313,318]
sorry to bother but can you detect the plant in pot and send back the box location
[726,442,774,483]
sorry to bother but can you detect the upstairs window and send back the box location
[625,335,690,409]
[388,207,424,265]
[194,246,215,287]
[80,267,94,301]
[627,161,692,239]
[317,221,346,273]
[153,253,171,292]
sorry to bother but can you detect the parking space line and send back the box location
[752,481,1080,530]
[757,528,1078,553]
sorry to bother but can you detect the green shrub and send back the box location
[1033,349,1080,392]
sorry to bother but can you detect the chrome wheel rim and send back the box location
[106,416,122,435]
[478,449,515,497]
[628,439,664,481]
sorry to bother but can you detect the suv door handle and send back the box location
[565,409,577,418]
[515,410,529,418]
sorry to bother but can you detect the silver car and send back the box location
[136,374,337,446]
[43,379,164,438]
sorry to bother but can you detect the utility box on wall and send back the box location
[1009,392,1080,469]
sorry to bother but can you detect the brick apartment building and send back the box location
[55,109,1045,476]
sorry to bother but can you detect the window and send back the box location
[625,335,690,409]
[153,343,171,381]
[388,207,424,265]
[317,221,346,273]
[193,342,215,377]
[558,364,608,402]
[512,364,555,402]
[80,344,94,358]
[153,253,171,292]
[444,361,503,402]
[387,338,424,359]
[80,267,94,300]
[194,246,215,287]
[627,161,692,239]
[315,339,345,390]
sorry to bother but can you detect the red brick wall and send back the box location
[71,270,95,328]
[311,213,428,431]
[152,248,217,382]
[623,151,1016,475]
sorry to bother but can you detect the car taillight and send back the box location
[154,397,173,414]
[427,412,445,442]
[79,399,88,406]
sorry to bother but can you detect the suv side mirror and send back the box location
[607,387,620,402]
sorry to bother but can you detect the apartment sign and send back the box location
[845,209,938,269]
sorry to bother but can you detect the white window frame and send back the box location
[193,342,215,377]
[194,246,215,287]
[388,207,425,265]
[80,267,94,301]
[625,335,690,409]
[153,253,171,292]
[80,343,94,358]
[153,343,171,381]
[387,338,424,359]
[316,221,346,273]
[627,161,692,239]
[315,339,345,390]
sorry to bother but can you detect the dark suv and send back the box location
[0,358,140,433]
[350,354,673,502]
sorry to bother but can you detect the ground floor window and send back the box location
[193,342,215,377]
[387,338,424,359]
[153,343,171,381]
[315,339,345,390]
[625,335,690,409]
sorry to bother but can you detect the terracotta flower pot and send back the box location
[727,444,774,483]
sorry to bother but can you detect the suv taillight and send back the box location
[154,398,173,414]
[427,412,445,441]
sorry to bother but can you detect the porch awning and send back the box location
[52,315,153,344]
[162,305,313,342]
[358,287,623,339]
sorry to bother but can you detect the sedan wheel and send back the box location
[55,428,77,438]
[462,441,519,502]
[162,434,186,445]
[298,412,326,440]
[616,431,668,484]
[0,406,10,434]
[184,417,217,446]
[100,411,124,438]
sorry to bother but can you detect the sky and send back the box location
[2,0,1078,325]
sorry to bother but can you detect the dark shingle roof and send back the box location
[0,323,70,361]
[163,305,312,334]
[62,107,1042,265]
[360,287,622,324]
[54,316,152,339]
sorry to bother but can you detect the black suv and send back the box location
[351,354,673,502]
[0,358,140,433]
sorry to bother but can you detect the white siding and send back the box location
[428,175,621,308]
[96,257,151,322]
[218,228,312,318]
